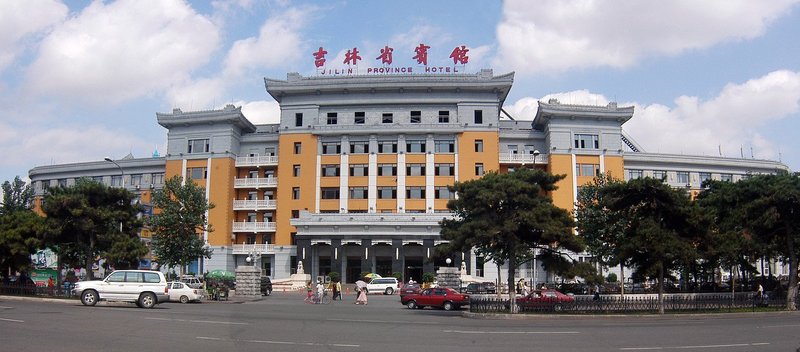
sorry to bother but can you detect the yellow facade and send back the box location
[457,131,499,182]
[275,133,318,245]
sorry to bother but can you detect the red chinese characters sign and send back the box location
[313,44,470,75]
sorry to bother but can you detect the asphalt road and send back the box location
[1,292,799,352]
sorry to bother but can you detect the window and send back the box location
[475,163,484,176]
[293,165,301,177]
[410,111,421,123]
[295,113,303,127]
[322,142,341,155]
[265,147,275,156]
[292,187,300,199]
[350,164,368,177]
[382,113,393,124]
[699,172,711,183]
[349,187,367,199]
[378,141,397,153]
[350,141,369,154]
[354,111,365,124]
[321,188,340,199]
[677,171,690,184]
[653,170,666,180]
[507,144,518,154]
[407,164,426,176]
[721,173,733,182]
[406,140,426,153]
[327,112,337,125]
[188,167,207,180]
[626,169,643,180]
[107,272,125,282]
[378,187,397,199]
[435,163,455,176]
[434,140,455,153]
[474,139,483,152]
[435,186,454,199]
[321,164,340,177]
[130,174,142,186]
[58,178,67,187]
[187,139,209,153]
[438,110,450,123]
[92,176,103,183]
[151,173,164,184]
[377,164,397,176]
[291,210,300,218]
[474,110,483,124]
[406,187,425,199]
[574,134,599,149]
[576,164,600,177]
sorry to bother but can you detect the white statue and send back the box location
[460,261,467,275]
[297,260,304,274]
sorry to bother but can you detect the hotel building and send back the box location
[29,69,789,283]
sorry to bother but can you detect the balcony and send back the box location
[234,177,277,188]
[236,155,278,167]
[233,199,277,210]
[232,221,277,233]
[231,243,275,255]
[498,153,549,164]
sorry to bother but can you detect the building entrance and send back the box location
[404,256,423,284]
[375,256,392,278]
[346,257,361,283]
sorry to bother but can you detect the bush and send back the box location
[392,272,402,280]
[422,272,435,283]
[329,272,340,283]
[606,273,618,283]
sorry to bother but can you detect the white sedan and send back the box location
[167,281,205,303]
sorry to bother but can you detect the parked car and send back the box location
[167,281,204,303]
[366,277,399,295]
[180,276,202,289]
[73,270,169,308]
[260,276,273,296]
[401,287,470,311]
[516,289,574,311]
[400,283,421,296]
[463,281,497,294]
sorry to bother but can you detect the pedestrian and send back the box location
[47,276,55,295]
[333,280,342,300]
[593,284,601,301]
[315,279,324,304]
[516,279,524,294]
[304,281,313,303]
[356,286,368,305]
[408,277,416,284]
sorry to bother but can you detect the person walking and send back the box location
[304,281,313,303]
[333,280,342,300]
[355,278,368,305]
[315,279,324,304]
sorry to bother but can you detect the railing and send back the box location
[0,283,75,298]
[470,292,787,314]
[498,153,549,164]
[234,177,277,188]
[232,222,277,232]
[235,155,278,167]
[231,243,275,254]
[232,199,277,210]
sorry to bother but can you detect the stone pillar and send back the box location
[422,239,434,274]
[391,239,403,279]
[235,265,261,297]
[436,266,461,290]
[360,239,372,276]
[331,238,343,279]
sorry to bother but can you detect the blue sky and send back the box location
[2,0,799,186]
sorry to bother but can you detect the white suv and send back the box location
[73,270,169,308]
[366,277,399,295]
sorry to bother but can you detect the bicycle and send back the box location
[314,289,331,304]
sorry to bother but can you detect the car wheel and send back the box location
[266,289,272,296]
[385,287,394,295]
[80,290,98,306]
[553,304,563,312]
[443,301,455,311]
[180,295,189,304]
[406,300,417,309]
[139,292,156,309]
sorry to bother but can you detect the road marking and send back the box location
[620,342,770,350]
[326,318,441,325]
[443,329,579,334]
[761,324,800,328]
[146,317,247,325]
[0,306,15,309]
[196,336,360,348]
[0,317,24,323]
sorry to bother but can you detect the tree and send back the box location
[1,176,34,215]
[150,176,213,276]
[575,174,630,295]
[0,176,42,277]
[601,178,704,314]
[41,178,146,280]
[440,169,583,312]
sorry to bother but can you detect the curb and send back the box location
[462,310,799,320]
[0,295,77,304]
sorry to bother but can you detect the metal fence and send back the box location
[470,292,788,314]
[0,283,75,298]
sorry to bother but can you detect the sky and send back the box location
[2,0,799,186]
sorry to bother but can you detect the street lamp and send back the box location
[104,157,124,188]
[445,258,452,266]
[532,149,540,165]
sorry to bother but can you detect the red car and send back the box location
[401,287,469,311]
[516,289,574,311]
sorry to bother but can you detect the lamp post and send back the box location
[532,149,540,165]
[104,157,124,188]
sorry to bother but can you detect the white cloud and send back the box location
[495,0,800,74]
[24,0,219,106]
[236,100,281,124]
[506,70,800,160]
[166,77,227,111]
[223,7,310,77]
[0,0,67,73]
